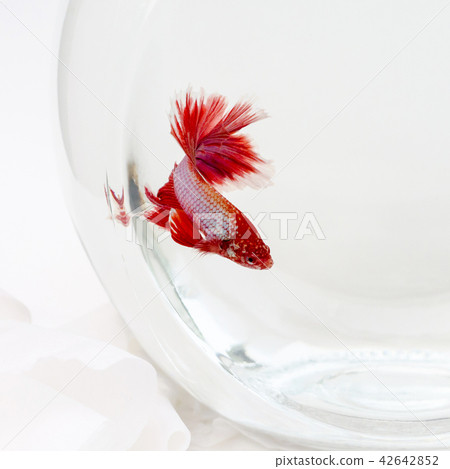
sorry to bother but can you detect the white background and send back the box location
[0,0,266,450]
[2,0,450,453]
[0,0,109,327]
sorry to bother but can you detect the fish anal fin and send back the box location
[144,206,170,230]
[156,170,183,210]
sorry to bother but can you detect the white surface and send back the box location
[0,291,190,450]
[0,0,264,450]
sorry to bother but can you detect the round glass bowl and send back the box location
[58,0,450,449]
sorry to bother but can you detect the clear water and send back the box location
[59,0,450,448]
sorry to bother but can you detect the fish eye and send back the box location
[246,257,255,264]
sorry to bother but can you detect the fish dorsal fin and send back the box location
[170,91,273,190]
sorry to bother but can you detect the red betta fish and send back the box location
[144,91,274,270]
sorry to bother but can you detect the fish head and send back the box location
[219,237,273,270]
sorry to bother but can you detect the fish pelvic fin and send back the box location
[169,208,221,255]
[169,209,200,248]
[170,90,273,190]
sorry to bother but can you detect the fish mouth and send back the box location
[261,257,274,269]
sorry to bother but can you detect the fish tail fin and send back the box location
[170,90,273,190]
